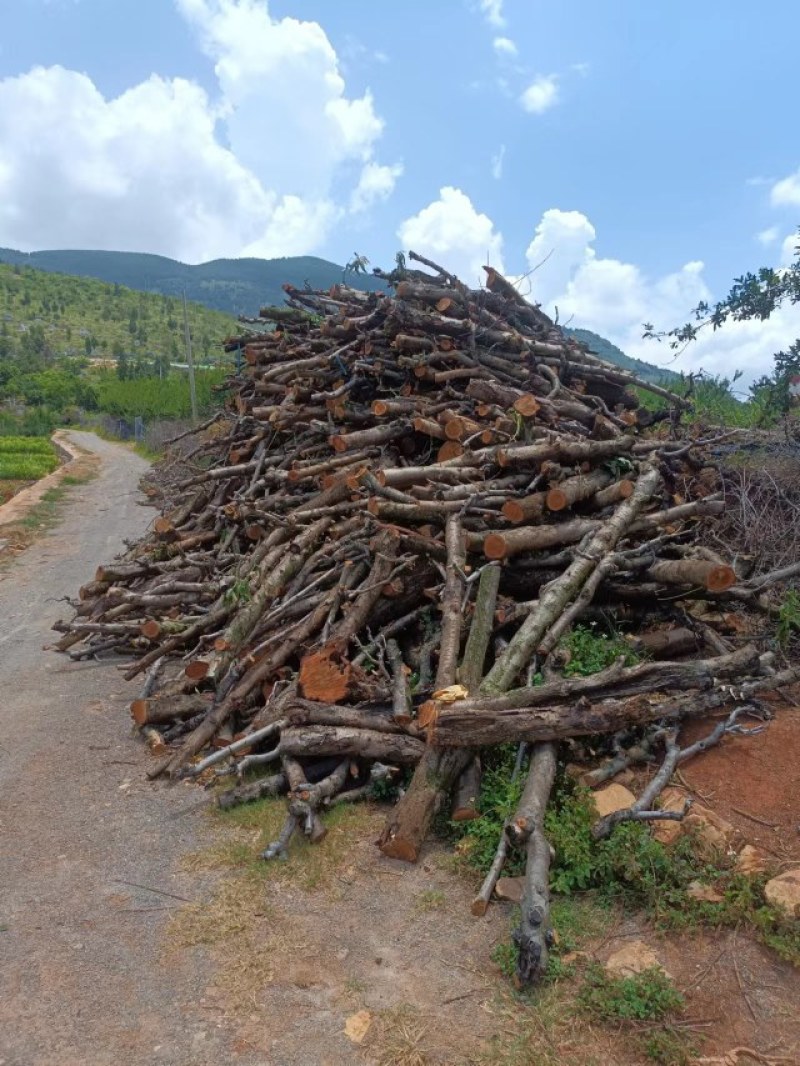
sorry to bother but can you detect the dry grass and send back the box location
[165,795,378,1013]
[476,983,619,1066]
[366,1005,435,1066]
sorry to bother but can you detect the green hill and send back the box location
[0,262,236,368]
[0,248,383,318]
[0,263,239,433]
[564,328,680,385]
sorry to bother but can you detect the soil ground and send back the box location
[0,431,798,1066]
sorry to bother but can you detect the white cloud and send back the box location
[0,66,273,261]
[0,0,400,261]
[770,166,800,208]
[520,74,559,114]
[522,207,798,388]
[491,145,506,180]
[242,197,341,259]
[757,226,779,245]
[479,0,505,28]
[781,231,799,266]
[493,36,518,57]
[349,161,403,213]
[398,186,504,287]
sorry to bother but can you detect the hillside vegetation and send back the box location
[0,262,236,366]
[0,263,236,432]
[0,248,383,318]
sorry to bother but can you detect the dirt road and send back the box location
[0,433,264,1066]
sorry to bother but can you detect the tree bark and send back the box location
[510,743,558,987]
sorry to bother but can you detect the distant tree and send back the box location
[116,351,130,380]
[153,352,171,379]
[0,322,14,359]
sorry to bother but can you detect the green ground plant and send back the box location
[776,588,800,647]
[0,436,58,480]
[579,963,684,1022]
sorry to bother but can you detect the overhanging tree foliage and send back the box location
[645,228,800,418]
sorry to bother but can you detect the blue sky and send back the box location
[1,0,798,382]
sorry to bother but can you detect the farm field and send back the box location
[0,436,59,504]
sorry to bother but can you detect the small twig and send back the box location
[112,879,193,903]
[730,806,779,829]
[732,931,759,1023]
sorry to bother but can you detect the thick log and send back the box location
[451,758,482,822]
[284,699,406,734]
[645,558,736,593]
[545,468,615,512]
[280,725,425,765]
[130,693,211,728]
[378,514,469,861]
[510,743,557,986]
[435,515,467,689]
[430,645,760,746]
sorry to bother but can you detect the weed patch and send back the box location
[579,964,684,1022]
[545,778,800,964]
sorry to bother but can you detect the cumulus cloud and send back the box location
[493,36,518,57]
[0,66,272,261]
[479,0,505,28]
[757,226,779,245]
[770,166,800,208]
[520,75,559,114]
[398,187,503,287]
[523,207,799,387]
[349,161,403,214]
[782,231,799,267]
[0,0,400,261]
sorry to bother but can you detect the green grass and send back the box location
[451,626,642,877]
[0,436,58,480]
[560,623,640,677]
[0,436,55,454]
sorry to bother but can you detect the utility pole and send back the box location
[182,289,198,423]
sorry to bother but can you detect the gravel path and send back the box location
[0,433,263,1066]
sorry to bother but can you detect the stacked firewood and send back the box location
[55,252,800,986]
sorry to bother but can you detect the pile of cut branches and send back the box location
[56,252,800,986]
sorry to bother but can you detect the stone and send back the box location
[605,940,669,979]
[494,876,525,904]
[683,804,735,858]
[735,844,769,877]
[591,783,636,819]
[652,786,690,845]
[344,1010,372,1045]
[764,868,800,918]
[687,880,724,903]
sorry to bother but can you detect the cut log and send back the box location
[645,558,737,592]
[510,743,557,987]
[451,758,482,822]
[280,725,424,765]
